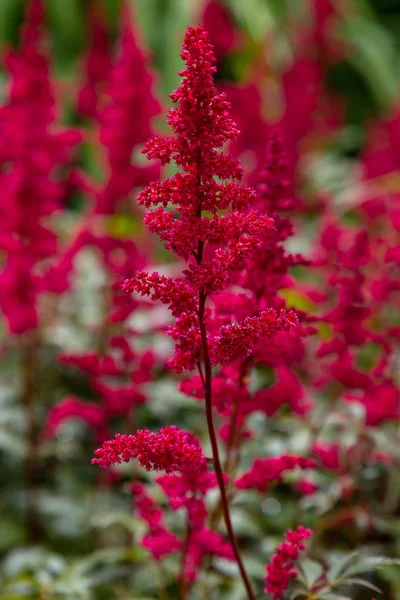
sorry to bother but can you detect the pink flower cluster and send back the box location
[96,5,161,214]
[265,526,312,599]
[212,309,298,364]
[45,333,153,440]
[43,6,161,444]
[77,4,112,120]
[131,482,182,561]
[236,455,315,493]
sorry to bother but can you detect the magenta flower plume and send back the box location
[77,4,112,120]
[118,26,301,599]
[96,4,161,213]
[265,526,312,599]
[123,26,296,374]
[92,426,206,474]
[0,0,80,333]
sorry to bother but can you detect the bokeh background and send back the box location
[1,0,400,598]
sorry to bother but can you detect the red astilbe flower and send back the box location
[192,128,313,478]
[92,426,206,474]
[117,27,298,598]
[96,4,161,214]
[44,396,107,438]
[247,366,312,418]
[46,10,161,448]
[202,0,241,63]
[236,455,315,493]
[123,26,296,374]
[265,526,312,599]
[45,298,155,441]
[0,0,81,333]
[77,3,112,120]
[49,3,160,294]
[312,206,400,435]
[184,527,234,582]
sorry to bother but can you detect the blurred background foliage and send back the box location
[0,0,399,123]
[1,0,400,598]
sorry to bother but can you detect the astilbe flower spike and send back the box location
[105,25,299,599]
[44,6,161,450]
[77,3,112,120]
[122,25,298,599]
[265,526,312,599]
[0,0,81,543]
[92,426,206,474]
[0,0,81,333]
[125,26,297,373]
[96,3,161,214]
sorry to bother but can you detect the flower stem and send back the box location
[198,291,255,600]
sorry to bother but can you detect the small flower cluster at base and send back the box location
[92,426,206,474]
[265,526,312,598]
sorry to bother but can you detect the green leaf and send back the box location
[230,0,273,41]
[379,565,400,600]
[297,559,324,589]
[342,18,399,110]
[343,556,400,578]
[327,551,361,583]
[0,430,26,458]
[318,595,353,600]
[342,578,382,593]
[289,584,308,599]
[91,511,142,535]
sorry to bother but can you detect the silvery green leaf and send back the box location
[342,577,382,593]
[297,559,324,588]
[343,556,400,578]
[289,583,308,599]
[327,551,361,583]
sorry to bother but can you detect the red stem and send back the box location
[197,290,255,600]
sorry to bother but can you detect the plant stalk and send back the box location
[198,290,255,600]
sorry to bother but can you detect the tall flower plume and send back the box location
[77,2,112,120]
[117,25,298,599]
[0,0,80,334]
[96,4,161,214]
[124,26,297,373]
